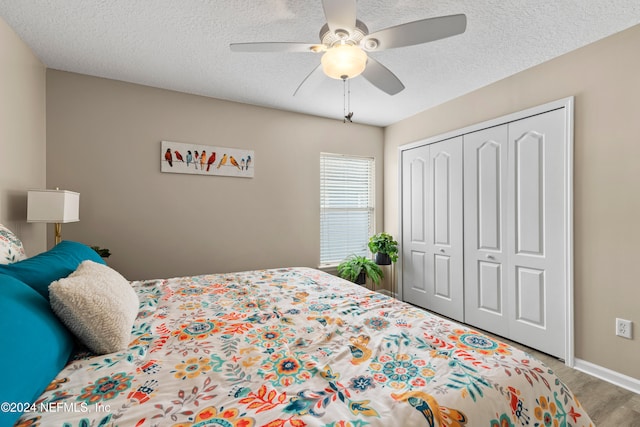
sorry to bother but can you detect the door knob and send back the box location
[486,254,495,260]
[440,249,445,253]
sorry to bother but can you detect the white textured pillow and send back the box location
[0,223,27,264]
[49,260,139,354]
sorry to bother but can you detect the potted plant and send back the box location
[368,232,398,265]
[337,255,383,287]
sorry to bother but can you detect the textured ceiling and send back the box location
[1,1,639,126]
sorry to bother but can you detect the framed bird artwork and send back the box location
[161,140,254,178]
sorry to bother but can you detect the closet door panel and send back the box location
[434,254,451,298]
[409,251,427,293]
[402,145,432,305]
[410,158,427,243]
[428,137,464,322]
[477,142,502,251]
[463,126,509,336]
[514,131,544,255]
[433,151,452,245]
[507,109,566,358]
[515,266,546,327]
[478,261,502,313]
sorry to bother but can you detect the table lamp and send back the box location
[27,189,80,245]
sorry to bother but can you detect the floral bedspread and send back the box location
[17,267,593,427]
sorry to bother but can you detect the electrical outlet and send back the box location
[616,318,633,339]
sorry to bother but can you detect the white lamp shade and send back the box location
[27,189,80,223]
[321,44,368,80]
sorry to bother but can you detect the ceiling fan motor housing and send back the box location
[319,19,368,47]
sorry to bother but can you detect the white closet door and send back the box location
[507,109,567,358]
[463,125,509,336]
[400,99,572,361]
[402,144,430,308]
[402,138,464,322]
[428,137,464,321]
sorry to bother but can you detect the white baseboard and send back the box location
[574,358,640,394]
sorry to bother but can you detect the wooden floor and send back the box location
[503,338,640,426]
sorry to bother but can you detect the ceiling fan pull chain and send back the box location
[343,77,353,123]
[348,79,352,118]
[343,77,347,122]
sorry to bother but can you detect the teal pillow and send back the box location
[0,274,74,426]
[0,240,105,300]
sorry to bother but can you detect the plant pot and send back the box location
[355,271,367,285]
[374,252,391,265]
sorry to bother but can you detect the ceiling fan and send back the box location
[230,0,467,96]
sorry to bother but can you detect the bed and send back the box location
[0,237,593,426]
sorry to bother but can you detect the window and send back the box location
[320,153,375,266]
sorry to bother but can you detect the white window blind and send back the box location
[320,153,375,266]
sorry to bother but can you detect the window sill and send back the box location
[317,264,339,276]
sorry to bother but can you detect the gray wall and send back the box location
[46,71,384,281]
[384,24,640,380]
[0,17,47,254]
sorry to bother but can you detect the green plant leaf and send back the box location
[368,233,398,263]
[337,254,383,286]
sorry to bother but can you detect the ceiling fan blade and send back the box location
[362,14,467,51]
[293,64,325,96]
[322,0,357,34]
[230,42,323,53]
[361,58,405,95]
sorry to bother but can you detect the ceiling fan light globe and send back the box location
[321,44,367,80]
